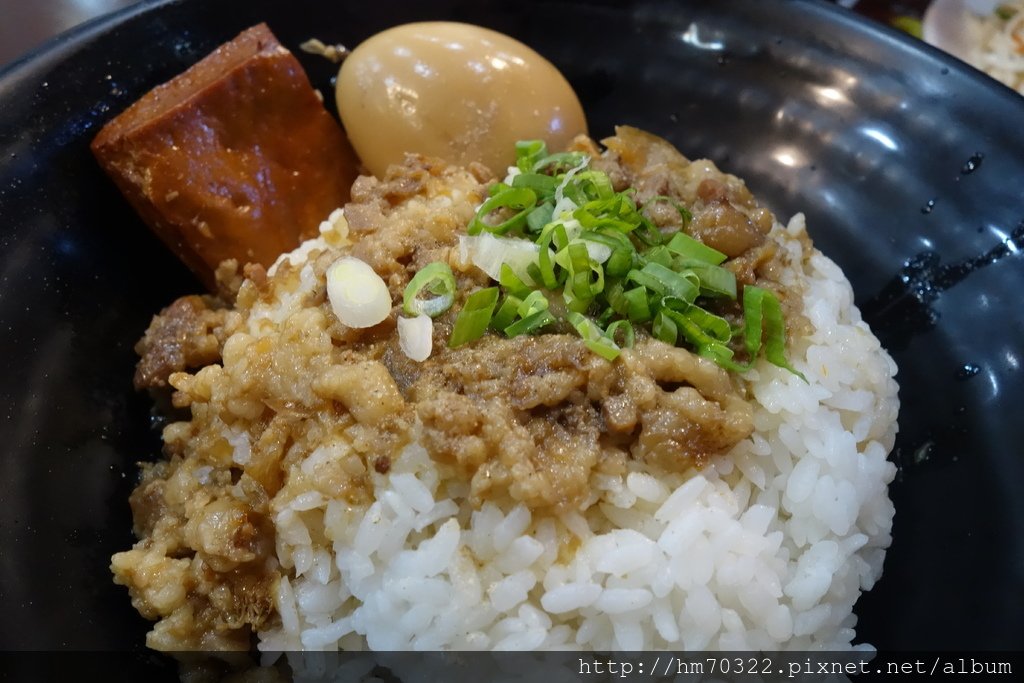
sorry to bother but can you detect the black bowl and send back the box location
[1,0,1022,658]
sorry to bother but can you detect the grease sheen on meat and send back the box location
[117,128,800,650]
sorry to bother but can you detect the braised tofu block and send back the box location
[92,23,359,289]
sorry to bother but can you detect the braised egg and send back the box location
[336,22,587,177]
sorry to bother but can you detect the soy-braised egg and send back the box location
[336,21,587,177]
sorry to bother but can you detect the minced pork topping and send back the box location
[114,127,807,650]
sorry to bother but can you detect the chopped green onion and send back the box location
[327,256,392,329]
[652,311,678,345]
[532,151,587,174]
[468,187,537,235]
[677,260,737,299]
[578,230,622,250]
[666,232,727,265]
[761,289,806,380]
[699,341,749,374]
[622,286,652,323]
[663,308,720,352]
[572,170,615,201]
[526,202,554,233]
[512,173,559,195]
[550,223,570,252]
[742,285,767,359]
[642,245,674,268]
[595,306,617,327]
[449,287,499,348]
[628,263,699,302]
[605,320,635,349]
[567,312,621,361]
[518,290,550,317]
[460,233,543,285]
[742,286,806,380]
[536,230,561,289]
[632,216,664,246]
[499,263,532,299]
[559,242,603,301]
[440,138,802,377]
[402,262,456,318]
[680,305,732,343]
[606,248,634,278]
[515,140,547,173]
[504,309,556,337]
[490,294,522,332]
[526,262,544,288]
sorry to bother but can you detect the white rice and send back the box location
[254,213,899,654]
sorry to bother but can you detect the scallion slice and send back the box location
[652,311,678,345]
[512,173,559,195]
[605,320,635,349]
[468,187,537,236]
[680,305,732,343]
[628,262,699,302]
[526,202,554,233]
[490,294,522,332]
[499,263,532,299]
[532,151,588,174]
[518,290,550,317]
[679,261,737,299]
[742,286,806,380]
[397,313,433,362]
[666,232,727,265]
[622,286,652,322]
[402,262,457,318]
[515,140,547,173]
[567,312,621,361]
[449,287,499,348]
[504,309,556,337]
[537,229,561,289]
[762,289,806,380]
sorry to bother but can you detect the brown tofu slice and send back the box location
[92,23,359,289]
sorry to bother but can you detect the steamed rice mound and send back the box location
[113,135,899,653]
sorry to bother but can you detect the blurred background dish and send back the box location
[923,0,1000,61]
[924,0,1024,94]
[1,0,1022,662]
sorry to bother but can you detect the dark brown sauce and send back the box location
[961,152,985,175]
[861,220,1024,351]
[956,363,981,380]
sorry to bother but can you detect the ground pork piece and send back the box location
[619,340,754,470]
[134,295,238,389]
[344,154,489,297]
[314,360,407,427]
[412,334,751,510]
[413,335,609,511]
[417,391,604,512]
[113,456,279,652]
[688,195,766,258]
